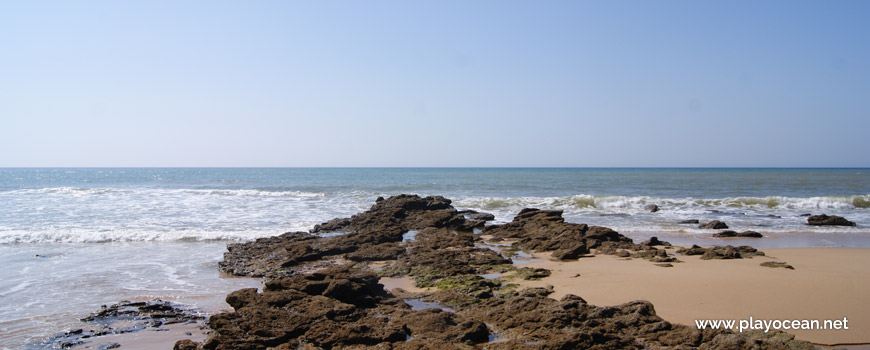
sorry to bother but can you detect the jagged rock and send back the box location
[807,214,856,226]
[484,208,632,261]
[699,220,728,229]
[712,230,763,238]
[220,195,485,277]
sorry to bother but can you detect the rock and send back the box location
[645,204,660,212]
[174,339,198,350]
[760,261,794,270]
[514,267,551,280]
[699,220,728,229]
[807,214,856,226]
[219,195,487,277]
[712,230,763,238]
[676,245,764,260]
[457,209,496,221]
[484,208,633,260]
[640,236,671,247]
[38,299,205,349]
[799,213,812,217]
[678,219,699,224]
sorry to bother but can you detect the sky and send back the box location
[1,1,868,167]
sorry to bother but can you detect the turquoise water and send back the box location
[1,168,869,349]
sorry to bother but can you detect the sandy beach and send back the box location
[500,247,870,346]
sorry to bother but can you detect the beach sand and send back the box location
[503,248,870,346]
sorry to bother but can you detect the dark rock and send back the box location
[645,204,660,212]
[807,214,856,226]
[677,245,764,260]
[484,208,634,260]
[699,220,728,229]
[174,339,198,350]
[678,219,699,224]
[219,195,487,278]
[799,213,812,217]
[712,230,763,238]
[37,300,204,349]
[640,236,671,247]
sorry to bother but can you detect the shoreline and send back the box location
[507,248,870,346]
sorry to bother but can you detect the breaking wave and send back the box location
[455,194,870,211]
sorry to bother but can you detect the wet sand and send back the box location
[514,248,870,346]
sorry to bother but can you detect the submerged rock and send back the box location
[645,204,660,212]
[807,214,856,227]
[678,219,700,224]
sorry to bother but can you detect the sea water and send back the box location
[1,168,869,348]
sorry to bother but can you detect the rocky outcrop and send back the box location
[199,266,493,350]
[484,208,632,260]
[712,230,763,238]
[807,214,856,227]
[699,220,728,229]
[219,195,485,278]
[174,195,810,350]
[187,267,810,350]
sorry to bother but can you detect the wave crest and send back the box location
[457,194,870,211]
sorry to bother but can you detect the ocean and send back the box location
[1,168,869,348]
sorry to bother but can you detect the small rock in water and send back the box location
[712,230,763,238]
[698,220,728,229]
[807,214,856,226]
[678,219,699,224]
[645,204,660,212]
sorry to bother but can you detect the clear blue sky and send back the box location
[1,1,868,167]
